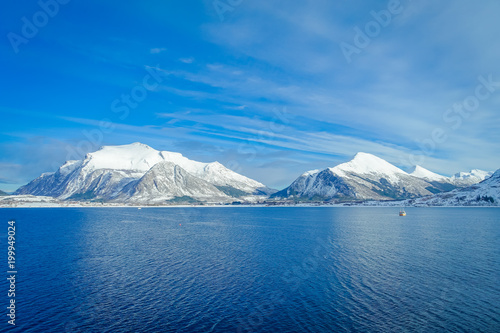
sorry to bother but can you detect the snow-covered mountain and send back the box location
[408,165,458,192]
[273,153,436,201]
[410,165,492,187]
[15,143,273,203]
[406,169,500,206]
[272,153,490,202]
[450,169,493,186]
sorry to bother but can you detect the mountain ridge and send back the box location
[13,145,495,205]
[403,169,500,206]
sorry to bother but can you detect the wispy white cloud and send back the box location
[194,0,500,175]
[150,47,167,54]
[3,0,499,190]
[179,57,194,63]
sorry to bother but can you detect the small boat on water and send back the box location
[399,207,406,216]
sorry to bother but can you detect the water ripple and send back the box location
[1,207,499,332]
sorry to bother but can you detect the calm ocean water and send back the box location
[1,207,499,332]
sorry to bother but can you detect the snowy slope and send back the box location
[0,195,61,207]
[410,165,450,182]
[16,143,271,202]
[409,165,492,187]
[450,169,493,186]
[83,143,165,171]
[331,152,407,182]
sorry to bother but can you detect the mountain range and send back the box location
[404,169,500,206]
[11,143,498,206]
[272,152,493,202]
[410,165,493,186]
[15,143,274,204]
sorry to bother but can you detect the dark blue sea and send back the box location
[1,207,499,332]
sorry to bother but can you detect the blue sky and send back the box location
[1,0,499,192]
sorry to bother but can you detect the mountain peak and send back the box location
[87,143,164,171]
[301,169,320,177]
[331,152,406,179]
[451,169,493,181]
[97,142,154,153]
[351,152,399,166]
[353,152,377,159]
[410,165,448,182]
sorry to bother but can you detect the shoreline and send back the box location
[1,204,498,209]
